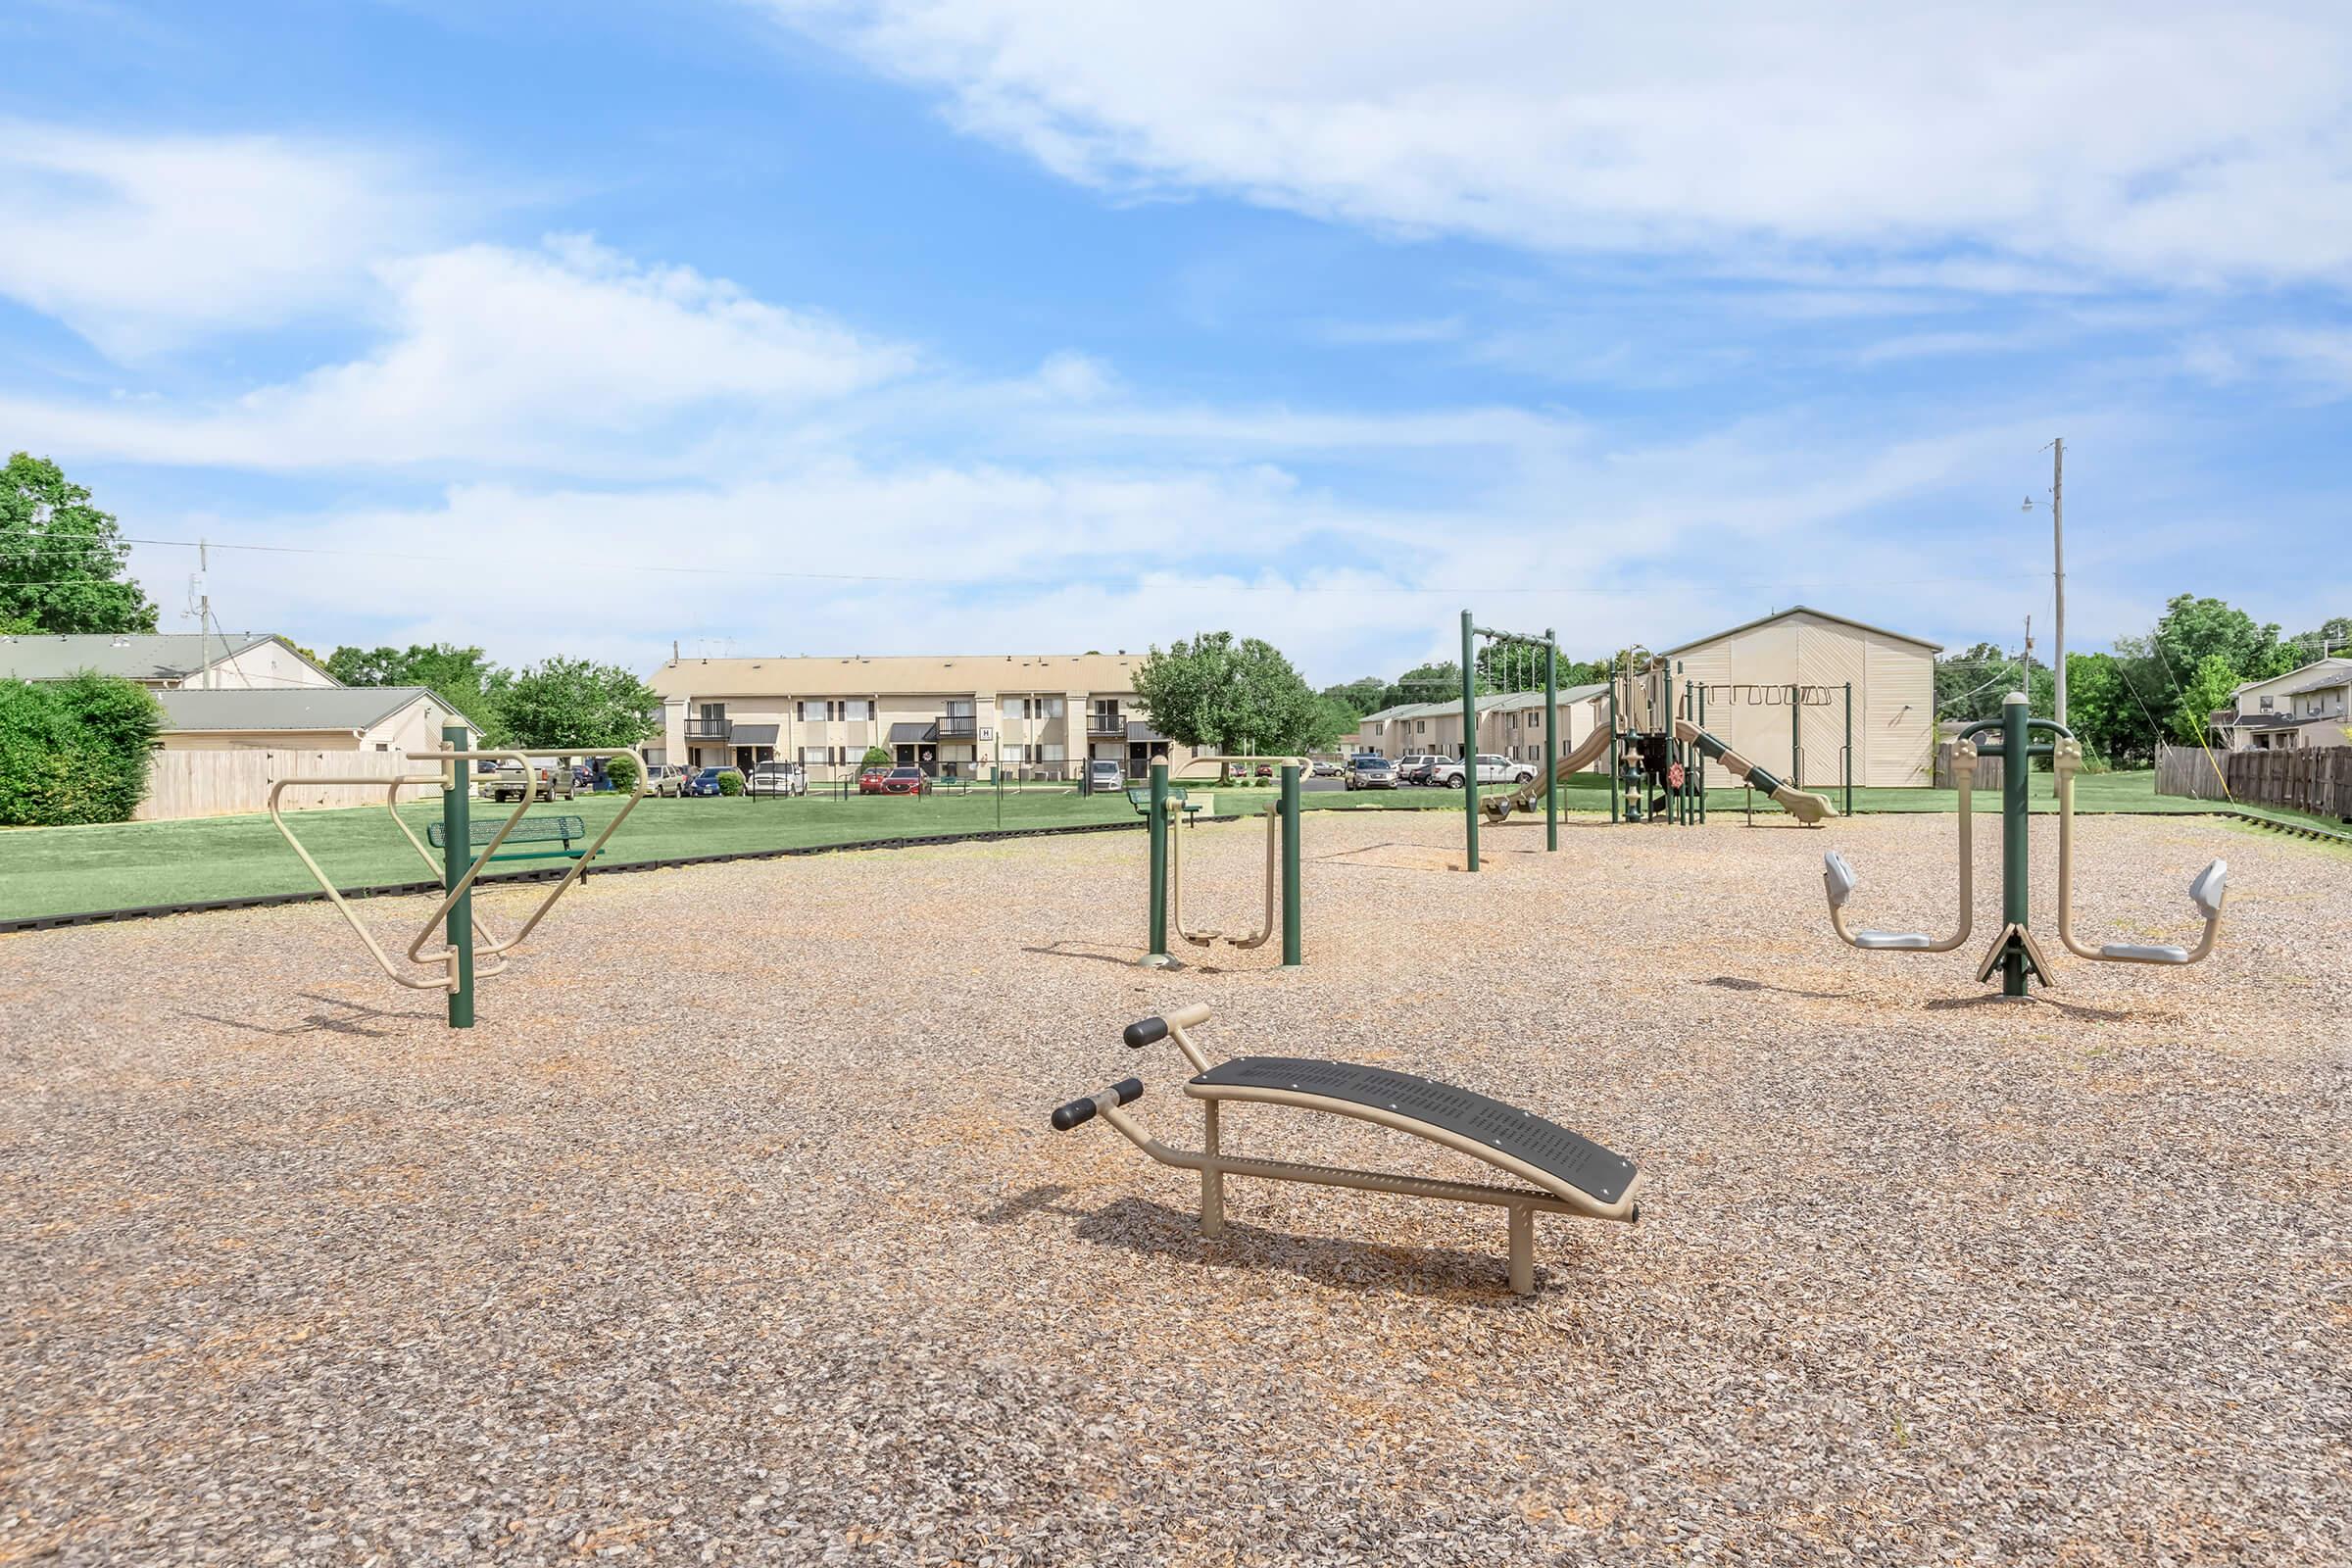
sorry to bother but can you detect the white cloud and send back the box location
[0,236,919,471]
[0,122,451,356]
[766,1,2352,288]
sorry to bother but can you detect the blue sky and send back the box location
[4,0,2347,683]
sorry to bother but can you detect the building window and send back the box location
[2259,696,2274,710]
[842,699,871,721]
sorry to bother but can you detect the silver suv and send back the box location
[1427,754,1537,788]
[747,760,807,797]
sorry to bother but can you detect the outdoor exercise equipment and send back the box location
[1051,1004,1643,1295]
[270,723,648,1028]
[1823,692,2226,997]
[1142,757,1303,967]
[1459,612,1562,871]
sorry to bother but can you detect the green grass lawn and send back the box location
[2,769,2336,923]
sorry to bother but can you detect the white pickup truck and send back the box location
[1426,754,1538,789]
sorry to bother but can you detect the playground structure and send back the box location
[270,723,648,1028]
[1824,692,2229,997]
[1607,657,1845,827]
[1051,1004,1643,1295]
[1142,756,1304,968]
[1455,624,1844,853]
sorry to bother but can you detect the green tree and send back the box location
[2285,615,2351,662]
[2126,594,2294,684]
[2061,651,2136,764]
[0,673,163,825]
[326,642,507,743]
[493,658,660,750]
[0,454,159,634]
[1303,694,1362,752]
[1936,643,2018,724]
[860,745,893,768]
[601,752,640,793]
[1383,661,1461,710]
[1320,676,1387,713]
[1132,632,1320,760]
[2171,653,2243,746]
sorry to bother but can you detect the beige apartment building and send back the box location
[1349,686,1607,764]
[647,652,1193,780]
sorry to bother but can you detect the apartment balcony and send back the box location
[1086,712,1127,737]
[936,714,979,739]
[682,718,731,741]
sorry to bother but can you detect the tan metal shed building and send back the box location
[1661,608,1938,788]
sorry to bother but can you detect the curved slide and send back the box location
[1480,724,1618,822]
[1671,719,1837,824]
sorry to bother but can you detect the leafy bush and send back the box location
[0,673,163,825]
[602,752,640,793]
[860,745,894,768]
[715,768,745,796]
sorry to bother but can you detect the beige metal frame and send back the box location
[1163,755,1305,951]
[269,747,648,996]
[2052,739,2226,965]
[1823,738,1975,953]
[1072,1003,1642,1296]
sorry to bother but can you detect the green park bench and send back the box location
[426,813,589,864]
[1126,784,1204,823]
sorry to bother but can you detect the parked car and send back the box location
[1345,756,1398,791]
[747,760,807,797]
[1087,759,1126,792]
[681,766,734,797]
[642,763,685,798]
[1397,753,1446,785]
[1427,754,1537,788]
[482,758,577,804]
[1309,758,1343,777]
[861,765,926,796]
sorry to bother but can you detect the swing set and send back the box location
[270,723,649,1028]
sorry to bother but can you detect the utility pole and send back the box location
[2050,437,2065,725]
[196,538,213,689]
[2024,614,2034,701]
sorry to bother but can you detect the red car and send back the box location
[860,765,926,796]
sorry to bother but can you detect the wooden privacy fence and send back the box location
[2157,743,2352,819]
[136,749,440,822]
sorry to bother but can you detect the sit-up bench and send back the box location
[427,813,589,864]
[1126,784,1204,823]
[1052,1004,1642,1294]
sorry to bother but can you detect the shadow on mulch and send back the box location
[991,1186,1573,1303]
[1922,993,2137,1022]
[1021,942,1232,974]
[1701,975,1857,1001]
[176,991,433,1039]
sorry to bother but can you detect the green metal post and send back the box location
[1999,692,2030,998]
[1692,681,1703,823]
[1543,632,1558,851]
[1146,760,1170,965]
[440,721,474,1030]
[1843,680,1854,817]
[1461,610,1480,872]
[1279,763,1302,967]
[1790,684,1802,790]
[1607,658,1621,824]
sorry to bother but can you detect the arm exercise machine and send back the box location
[270,723,649,1028]
[1051,1004,1642,1295]
[1822,693,2225,996]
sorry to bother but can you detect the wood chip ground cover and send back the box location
[1,810,2344,1565]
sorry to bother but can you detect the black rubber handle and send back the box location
[1123,1016,1168,1049]
[1049,1076,1144,1131]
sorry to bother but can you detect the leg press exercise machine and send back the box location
[1053,1004,1642,1295]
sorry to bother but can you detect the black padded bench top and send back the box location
[1187,1056,1637,1204]
[427,814,585,847]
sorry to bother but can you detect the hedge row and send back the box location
[0,675,163,826]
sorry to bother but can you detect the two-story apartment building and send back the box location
[1348,687,1608,764]
[646,652,1192,781]
[2212,658,2352,751]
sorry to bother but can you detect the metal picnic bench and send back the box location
[426,813,590,864]
[1126,783,1204,822]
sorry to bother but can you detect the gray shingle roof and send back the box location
[154,686,447,733]
[0,631,280,682]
